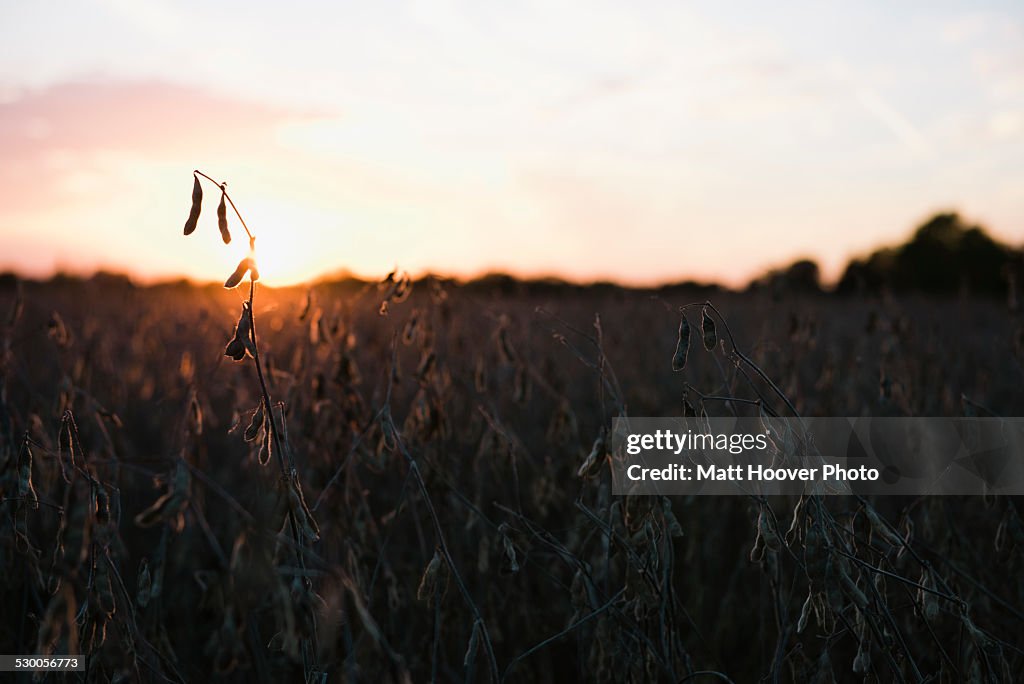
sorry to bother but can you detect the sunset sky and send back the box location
[1,1,1022,287]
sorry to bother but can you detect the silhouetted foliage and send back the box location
[3,279,1022,682]
[748,258,823,297]
[89,271,136,289]
[837,212,1021,296]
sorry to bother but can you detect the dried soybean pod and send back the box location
[682,397,698,417]
[797,592,813,633]
[257,430,271,466]
[224,258,250,289]
[134,492,173,527]
[18,440,38,510]
[224,303,256,360]
[224,338,246,361]
[184,176,202,235]
[236,303,256,357]
[288,473,320,542]
[93,554,116,616]
[757,507,782,552]
[217,190,231,244]
[701,306,717,351]
[577,429,606,478]
[137,558,152,607]
[672,314,691,371]
[244,403,265,442]
[417,549,442,603]
[864,504,903,548]
[92,482,110,524]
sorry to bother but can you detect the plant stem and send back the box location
[193,169,254,242]
[247,281,290,475]
[679,301,802,419]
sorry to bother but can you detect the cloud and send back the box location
[0,79,304,213]
[1,80,292,158]
[855,87,933,158]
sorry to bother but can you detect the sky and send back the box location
[0,1,1022,287]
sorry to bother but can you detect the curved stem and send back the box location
[193,169,255,241]
[680,301,801,419]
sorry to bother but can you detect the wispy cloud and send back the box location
[0,80,303,209]
[856,87,933,158]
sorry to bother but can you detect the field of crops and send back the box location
[1,276,1022,682]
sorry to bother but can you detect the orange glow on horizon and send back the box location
[1,3,1022,287]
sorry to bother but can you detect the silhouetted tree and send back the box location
[748,258,823,297]
[837,212,1020,296]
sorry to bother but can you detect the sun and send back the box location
[248,229,312,287]
[177,174,369,288]
[232,199,339,287]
